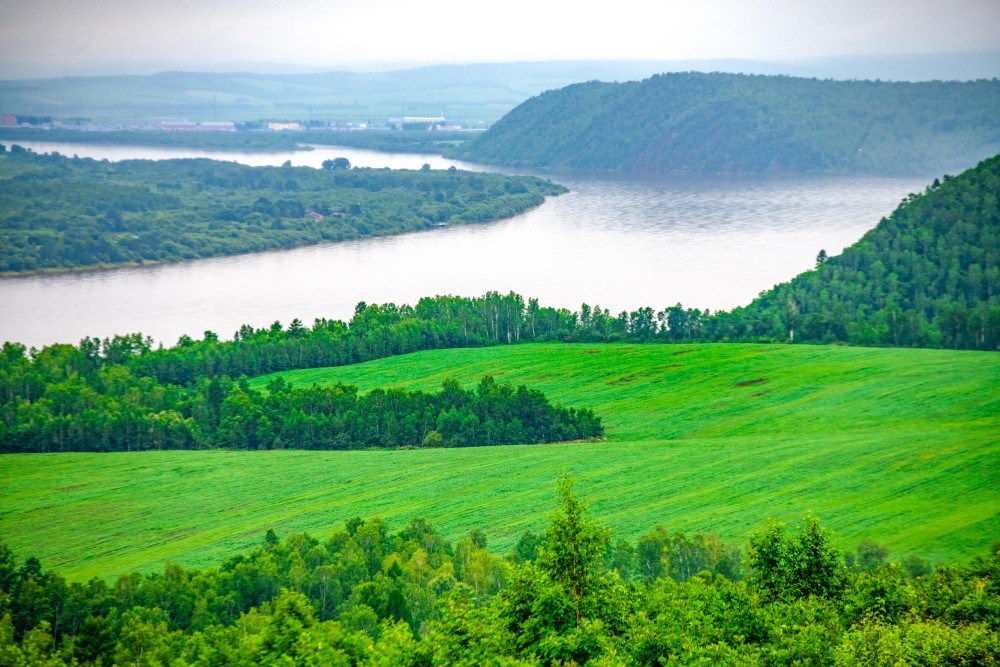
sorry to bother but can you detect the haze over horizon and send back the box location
[2,0,999,79]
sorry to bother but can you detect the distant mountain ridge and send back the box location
[2,52,998,125]
[452,72,1000,176]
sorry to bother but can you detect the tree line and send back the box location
[0,338,601,452]
[0,148,564,273]
[1,479,996,665]
[0,290,732,454]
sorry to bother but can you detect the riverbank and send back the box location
[0,127,471,155]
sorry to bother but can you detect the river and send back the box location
[0,140,929,349]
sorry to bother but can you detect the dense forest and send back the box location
[0,146,564,273]
[452,72,1000,176]
[1,479,997,665]
[732,153,1000,348]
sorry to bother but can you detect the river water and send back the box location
[0,140,928,349]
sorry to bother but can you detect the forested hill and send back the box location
[728,153,1000,348]
[451,72,1000,176]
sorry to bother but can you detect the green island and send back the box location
[453,72,1000,176]
[0,145,563,274]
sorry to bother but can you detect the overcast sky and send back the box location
[2,0,999,77]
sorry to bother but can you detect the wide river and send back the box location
[1,140,929,349]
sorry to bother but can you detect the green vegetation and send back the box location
[1,480,998,665]
[0,147,564,273]
[453,72,1000,176]
[2,343,997,580]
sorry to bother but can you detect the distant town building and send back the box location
[0,115,18,127]
[122,119,156,130]
[268,122,302,131]
[388,115,453,131]
[151,119,236,131]
[200,121,236,132]
[156,120,198,131]
[403,116,446,124]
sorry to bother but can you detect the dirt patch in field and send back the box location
[751,391,770,398]
[610,375,636,385]
[672,349,695,355]
[736,378,768,387]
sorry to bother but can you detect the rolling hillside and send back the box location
[453,72,1000,176]
[2,343,996,580]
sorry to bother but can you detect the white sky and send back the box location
[2,0,999,77]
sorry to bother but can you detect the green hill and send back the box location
[2,343,996,580]
[452,72,1000,176]
[722,154,1000,348]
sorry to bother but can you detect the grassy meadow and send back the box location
[2,342,997,581]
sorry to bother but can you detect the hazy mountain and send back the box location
[2,52,997,126]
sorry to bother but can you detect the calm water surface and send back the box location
[1,140,928,348]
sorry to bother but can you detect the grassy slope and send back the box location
[2,343,997,580]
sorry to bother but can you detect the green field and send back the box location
[2,342,998,581]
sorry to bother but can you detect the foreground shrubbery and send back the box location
[2,479,997,665]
